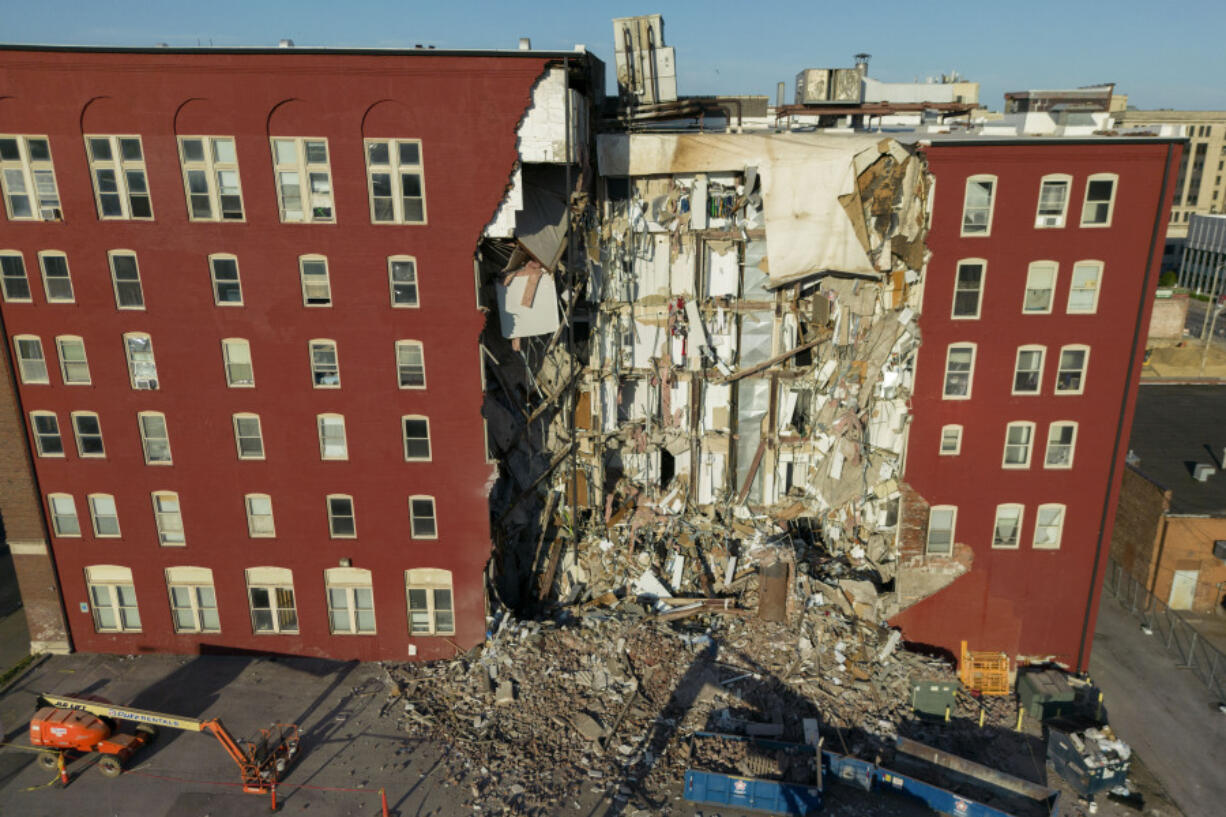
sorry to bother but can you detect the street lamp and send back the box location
[1200,300,1225,376]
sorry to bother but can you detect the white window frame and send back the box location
[221,338,254,387]
[299,255,332,307]
[84,134,153,220]
[317,413,348,461]
[123,332,158,390]
[326,494,356,539]
[388,255,420,307]
[942,343,976,400]
[951,259,985,319]
[1011,345,1045,395]
[138,411,172,465]
[38,251,74,303]
[309,339,340,388]
[1067,261,1103,314]
[85,565,141,633]
[992,504,1024,550]
[177,135,245,222]
[0,250,32,302]
[1055,345,1090,395]
[1034,173,1071,228]
[395,340,426,389]
[1033,504,1066,550]
[166,567,219,633]
[245,493,275,538]
[364,138,427,225]
[152,491,185,546]
[1080,173,1118,227]
[926,506,956,556]
[402,415,432,462]
[233,413,265,461]
[56,335,91,385]
[108,250,145,310]
[409,495,438,540]
[245,567,297,634]
[325,567,376,635]
[960,174,996,236]
[1023,261,1057,314]
[270,137,335,223]
[71,411,105,458]
[939,424,963,456]
[1044,421,1078,469]
[49,493,80,537]
[406,568,454,636]
[209,254,243,306]
[0,135,62,221]
[1002,421,1036,469]
[30,411,64,457]
[88,493,121,538]
[13,334,49,384]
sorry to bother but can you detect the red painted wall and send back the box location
[0,48,555,660]
[895,140,1180,669]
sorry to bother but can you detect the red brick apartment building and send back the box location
[894,138,1182,670]
[0,45,598,661]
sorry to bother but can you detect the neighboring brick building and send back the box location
[893,137,1182,670]
[0,45,599,661]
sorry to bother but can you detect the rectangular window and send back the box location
[309,340,340,388]
[14,335,48,384]
[1012,347,1044,394]
[39,252,74,302]
[30,412,63,456]
[1003,422,1035,468]
[396,341,426,388]
[1033,504,1066,549]
[409,495,437,539]
[138,412,172,464]
[961,176,995,236]
[365,139,426,224]
[247,578,297,634]
[169,583,219,633]
[926,507,956,556]
[1080,175,1117,227]
[178,136,244,221]
[1067,262,1102,314]
[87,569,141,632]
[1023,262,1057,314]
[389,256,419,307]
[85,135,152,219]
[402,416,431,461]
[951,260,984,318]
[49,494,80,536]
[1045,422,1077,469]
[1035,176,1070,227]
[222,338,254,387]
[109,251,145,309]
[271,138,334,222]
[992,505,1023,549]
[0,135,62,220]
[1,252,31,301]
[209,255,243,305]
[72,412,105,457]
[153,492,185,546]
[327,495,356,538]
[1056,346,1089,394]
[939,425,962,455]
[124,333,158,389]
[88,493,121,537]
[299,256,331,306]
[245,494,276,537]
[233,414,265,460]
[327,581,376,635]
[406,569,454,635]
[318,414,348,460]
[942,344,975,399]
[56,336,91,385]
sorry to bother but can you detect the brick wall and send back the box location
[1110,466,1169,583]
[1151,516,1226,612]
[1147,294,1189,342]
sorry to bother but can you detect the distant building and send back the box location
[1177,213,1226,294]
[1004,84,1117,114]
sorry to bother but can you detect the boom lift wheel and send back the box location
[37,752,59,771]
[97,755,123,778]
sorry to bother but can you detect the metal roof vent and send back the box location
[518,37,532,51]
[279,38,295,48]
[1193,463,1216,482]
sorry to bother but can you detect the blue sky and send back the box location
[4,0,1225,111]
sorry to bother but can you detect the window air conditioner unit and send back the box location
[42,207,63,221]
[135,377,158,390]
[1036,215,1062,227]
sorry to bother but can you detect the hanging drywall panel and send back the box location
[702,382,732,433]
[632,233,671,299]
[706,242,740,297]
[496,270,561,338]
[631,315,667,369]
[670,240,696,296]
[743,239,771,301]
[697,446,728,505]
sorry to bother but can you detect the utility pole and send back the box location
[1200,301,1224,376]
[1200,262,1224,342]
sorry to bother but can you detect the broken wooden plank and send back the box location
[714,331,830,384]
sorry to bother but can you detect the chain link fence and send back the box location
[1103,558,1226,702]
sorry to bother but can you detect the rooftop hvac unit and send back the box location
[612,15,677,105]
[795,68,864,105]
[1214,540,1226,561]
[1193,463,1216,482]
